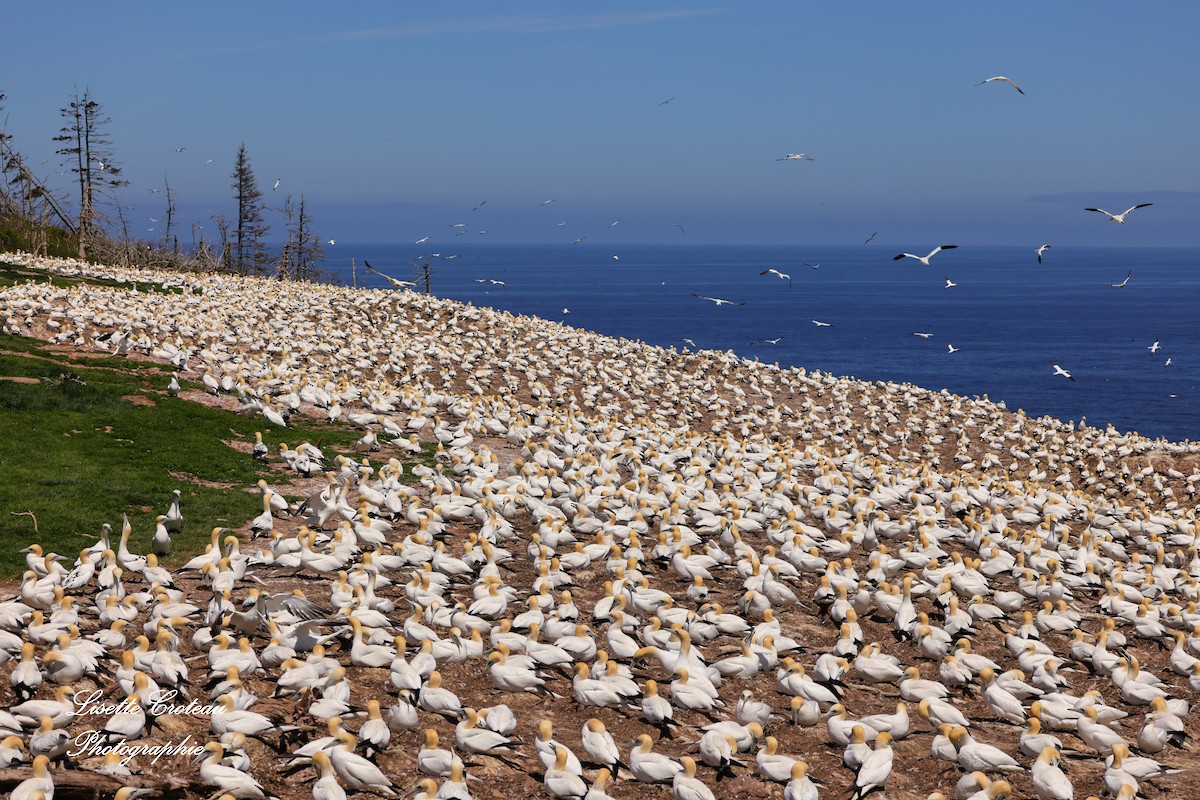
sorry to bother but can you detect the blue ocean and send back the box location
[314,244,1199,442]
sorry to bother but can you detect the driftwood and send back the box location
[0,767,191,799]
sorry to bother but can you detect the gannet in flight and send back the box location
[893,245,958,266]
[1051,363,1076,382]
[1036,245,1051,264]
[1148,339,1161,354]
[364,262,416,289]
[759,268,791,286]
[776,153,814,161]
[692,294,744,307]
[976,76,1024,94]
[811,320,831,327]
[913,333,934,338]
[944,277,958,289]
[1085,204,1152,223]
[947,344,960,353]
[1109,270,1132,288]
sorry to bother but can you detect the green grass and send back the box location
[0,331,438,577]
[0,259,185,294]
[0,219,77,259]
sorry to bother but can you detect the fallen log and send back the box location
[0,767,191,799]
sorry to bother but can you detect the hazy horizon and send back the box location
[2,3,1197,247]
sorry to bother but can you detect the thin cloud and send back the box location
[172,10,723,58]
[335,11,724,41]
[1026,190,1200,206]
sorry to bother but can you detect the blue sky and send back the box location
[2,3,1198,246]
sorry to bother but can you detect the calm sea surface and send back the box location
[313,244,1200,442]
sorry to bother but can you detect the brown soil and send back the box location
[0,260,1197,800]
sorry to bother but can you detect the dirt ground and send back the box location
[1,268,1198,800]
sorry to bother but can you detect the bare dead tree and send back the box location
[415,260,433,294]
[278,193,295,279]
[2,93,74,257]
[52,88,128,259]
[163,175,177,253]
[2,147,67,258]
[212,211,232,271]
[191,221,216,267]
[112,202,132,266]
[0,89,13,216]
[279,192,324,281]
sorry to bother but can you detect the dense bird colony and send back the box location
[1,251,1199,800]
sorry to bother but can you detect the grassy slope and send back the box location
[0,218,77,260]
[0,260,183,293]
[0,311,435,577]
